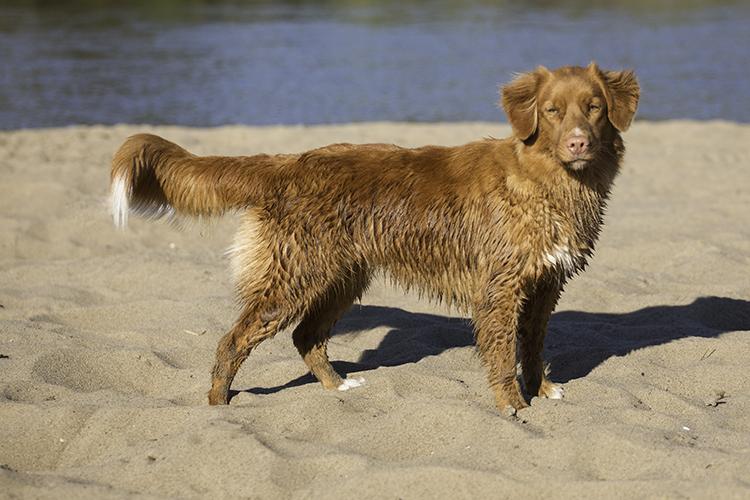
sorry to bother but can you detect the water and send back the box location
[1,0,748,129]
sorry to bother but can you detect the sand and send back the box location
[1,121,749,499]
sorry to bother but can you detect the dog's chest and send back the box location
[543,243,577,272]
[536,216,590,278]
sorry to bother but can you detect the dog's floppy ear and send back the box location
[501,66,549,140]
[589,63,640,132]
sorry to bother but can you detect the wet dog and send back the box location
[110,63,639,413]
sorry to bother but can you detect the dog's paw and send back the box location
[337,377,365,391]
[502,405,518,418]
[540,381,565,400]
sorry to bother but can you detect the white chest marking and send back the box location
[544,244,576,272]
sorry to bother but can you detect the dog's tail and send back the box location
[110,134,278,228]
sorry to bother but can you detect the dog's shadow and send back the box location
[239,296,750,396]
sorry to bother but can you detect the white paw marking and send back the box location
[546,385,565,399]
[503,405,518,417]
[337,377,365,391]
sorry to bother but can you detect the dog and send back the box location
[110,63,639,414]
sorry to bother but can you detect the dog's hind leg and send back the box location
[209,213,296,405]
[292,267,370,391]
[208,297,293,405]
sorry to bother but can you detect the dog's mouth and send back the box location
[564,158,591,171]
[558,147,598,171]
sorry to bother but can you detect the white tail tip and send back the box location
[111,177,130,228]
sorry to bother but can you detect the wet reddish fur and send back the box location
[111,63,639,412]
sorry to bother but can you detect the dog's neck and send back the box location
[503,135,624,272]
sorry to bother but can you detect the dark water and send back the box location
[1,0,748,129]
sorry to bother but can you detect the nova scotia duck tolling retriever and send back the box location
[110,63,639,414]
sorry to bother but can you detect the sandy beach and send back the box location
[1,121,749,498]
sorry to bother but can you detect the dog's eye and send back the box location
[545,107,559,115]
[589,103,601,112]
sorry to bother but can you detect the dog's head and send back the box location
[501,63,639,170]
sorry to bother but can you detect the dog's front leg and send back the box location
[519,277,565,400]
[472,276,527,415]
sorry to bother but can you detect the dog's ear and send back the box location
[589,63,640,132]
[501,67,549,140]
